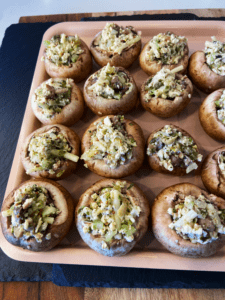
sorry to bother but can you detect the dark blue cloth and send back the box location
[1,14,225,287]
[0,250,52,282]
[81,12,225,22]
[0,22,57,282]
[53,264,225,288]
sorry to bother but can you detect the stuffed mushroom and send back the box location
[31,78,84,126]
[188,36,225,94]
[83,63,138,116]
[152,183,225,258]
[81,115,145,178]
[146,124,203,176]
[42,33,92,82]
[21,125,80,180]
[90,23,141,68]
[1,179,74,251]
[201,147,225,199]
[199,88,225,140]
[76,179,150,256]
[140,67,193,118]
[139,31,189,76]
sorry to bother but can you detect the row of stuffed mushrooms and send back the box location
[34,28,225,131]
[2,113,225,257]
[42,25,225,94]
[19,119,205,180]
[18,115,225,181]
[1,24,225,260]
[2,177,225,258]
[31,70,225,142]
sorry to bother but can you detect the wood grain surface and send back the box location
[1,281,225,299]
[1,8,222,300]
[19,8,225,23]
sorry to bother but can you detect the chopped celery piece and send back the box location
[44,40,51,47]
[117,202,127,217]
[1,209,13,217]
[71,54,79,63]
[93,220,103,230]
[42,206,57,217]
[170,65,184,73]
[50,149,79,162]
[26,166,43,174]
[64,152,79,162]
[56,170,65,177]
[44,217,55,224]
[121,224,136,236]
[115,215,121,230]
[105,230,117,242]
[215,100,221,107]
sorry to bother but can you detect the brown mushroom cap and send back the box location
[146,124,202,176]
[199,88,225,141]
[21,124,80,180]
[75,178,150,256]
[90,31,141,69]
[31,78,84,126]
[1,179,74,252]
[81,116,145,178]
[152,182,225,258]
[44,38,92,83]
[201,147,225,199]
[139,41,189,76]
[83,66,138,116]
[188,51,225,94]
[140,74,193,118]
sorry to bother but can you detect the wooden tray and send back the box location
[1,20,225,271]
